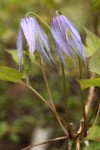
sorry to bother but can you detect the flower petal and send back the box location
[35,38,51,65]
[51,16,73,59]
[16,25,23,62]
[20,17,36,55]
[35,21,53,61]
[61,15,86,63]
[54,40,65,65]
[69,36,86,63]
[62,15,81,41]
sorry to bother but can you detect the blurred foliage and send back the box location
[0,0,100,150]
[79,78,100,90]
[83,142,100,150]
[84,29,100,57]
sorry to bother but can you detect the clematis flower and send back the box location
[50,14,86,65]
[17,17,53,65]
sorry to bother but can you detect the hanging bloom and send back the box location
[50,15,86,65]
[17,17,53,65]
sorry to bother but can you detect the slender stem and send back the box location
[25,12,50,30]
[21,136,67,150]
[68,140,73,150]
[26,76,29,85]
[40,57,53,105]
[76,138,80,150]
[75,103,99,139]
[61,62,68,123]
[78,57,86,125]
[19,81,68,134]
[85,72,96,116]
[92,104,100,127]
[40,57,69,136]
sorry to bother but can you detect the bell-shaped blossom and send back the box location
[17,17,52,65]
[50,15,86,65]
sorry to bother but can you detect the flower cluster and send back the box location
[17,14,86,65]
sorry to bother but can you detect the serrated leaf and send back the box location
[89,49,100,75]
[84,29,100,57]
[0,67,23,82]
[78,78,100,90]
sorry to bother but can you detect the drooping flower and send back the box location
[50,14,86,65]
[17,17,53,65]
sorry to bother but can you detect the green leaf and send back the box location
[83,142,100,150]
[23,53,31,74]
[78,78,100,90]
[86,125,100,140]
[84,29,100,57]
[89,49,100,75]
[0,122,8,138]
[6,49,19,65]
[0,67,23,82]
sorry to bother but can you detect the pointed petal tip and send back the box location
[51,15,73,59]
[20,17,36,56]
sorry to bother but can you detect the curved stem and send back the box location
[25,12,50,30]
[21,136,67,150]
[40,57,53,105]
[40,57,69,137]
[19,81,68,134]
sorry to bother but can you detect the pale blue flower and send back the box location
[17,17,52,65]
[50,15,86,65]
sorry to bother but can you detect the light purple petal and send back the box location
[54,40,65,65]
[51,16,73,59]
[35,38,51,65]
[35,21,53,61]
[16,25,23,62]
[20,17,36,55]
[61,15,86,63]
[62,15,81,41]
[69,36,86,64]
